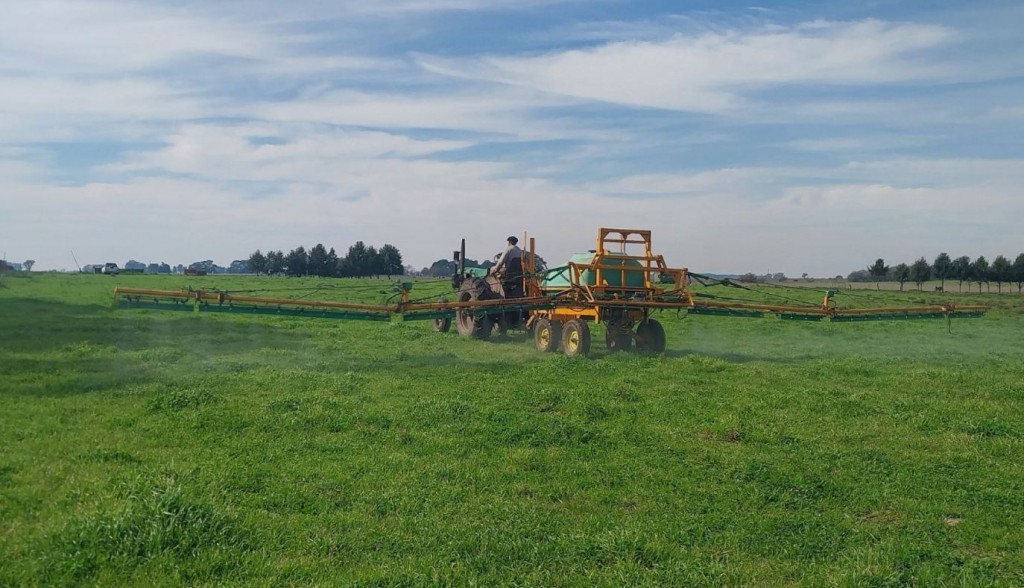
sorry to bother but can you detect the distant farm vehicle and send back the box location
[436,229,678,356]
[101,263,120,275]
[113,228,988,357]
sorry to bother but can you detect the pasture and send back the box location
[1,273,1022,585]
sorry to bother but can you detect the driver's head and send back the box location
[507,236,518,245]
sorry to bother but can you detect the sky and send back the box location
[2,0,1023,276]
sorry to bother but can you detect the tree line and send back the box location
[848,253,1024,293]
[247,242,404,278]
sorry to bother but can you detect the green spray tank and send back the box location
[541,251,648,296]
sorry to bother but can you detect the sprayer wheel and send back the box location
[605,324,633,351]
[534,318,561,353]
[635,318,666,353]
[562,319,591,357]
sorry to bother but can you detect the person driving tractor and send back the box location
[493,236,524,297]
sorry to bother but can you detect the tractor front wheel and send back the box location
[534,318,561,353]
[562,319,592,357]
[635,318,666,353]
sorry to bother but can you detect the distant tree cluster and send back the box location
[418,253,548,277]
[248,242,404,278]
[421,257,494,277]
[848,253,1024,293]
[737,272,788,283]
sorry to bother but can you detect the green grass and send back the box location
[2,273,1023,585]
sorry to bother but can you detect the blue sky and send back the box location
[2,0,1023,275]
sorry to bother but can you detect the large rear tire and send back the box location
[636,318,666,353]
[562,319,591,357]
[534,318,561,353]
[455,278,493,340]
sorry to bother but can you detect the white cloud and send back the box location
[103,124,477,181]
[0,1,270,73]
[419,20,957,112]
[0,77,205,122]
[248,89,577,138]
[590,168,777,197]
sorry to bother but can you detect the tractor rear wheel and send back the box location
[636,318,666,353]
[534,318,561,353]
[562,319,591,357]
[456,278,493,339]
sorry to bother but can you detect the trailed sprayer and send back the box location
[114,228,987,357]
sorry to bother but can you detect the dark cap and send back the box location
[507,236,518,244]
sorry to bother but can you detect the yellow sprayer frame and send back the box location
[531,228,693,324]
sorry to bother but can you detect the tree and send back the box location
[892,263,910,291]
[1013,253,1024,294]
[868,258,889,290]
[846,269,872,282]
[367,245,380,277]
[189,260,222,274]
[971,256,989,293]
[266,250,285,275]
[378,244,403,278]
[23,259,35,272]
[285,246,308,277]
[933,252,951,290]
[990,255,1012,293]
[326,247,341,278]
[910,257,931,290]
[308,244,331,277]
[951,256,971,293]
[344,241,372,277]
[426,259,457,277]
[248,250,267,276]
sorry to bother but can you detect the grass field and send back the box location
[2,273,1023,586]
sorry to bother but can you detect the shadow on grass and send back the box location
[1,298,316,397]
[0,298,308,353]
[1,298,545,398]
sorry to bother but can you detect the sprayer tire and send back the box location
[562,319,591,357]
[432,298,452,332]
[636,318,666,353]
[534,318,561,353]
[605,324,633,351]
